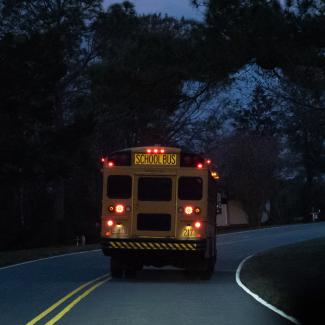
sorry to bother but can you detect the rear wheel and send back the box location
[199,256,215,280]
[111,258,123,278]
[125,269,137,279]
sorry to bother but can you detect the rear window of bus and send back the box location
[178,177,202,200]
[107,175,132,199]
[138,177,172,201]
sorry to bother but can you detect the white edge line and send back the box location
[236,255,301,325]
[0,249,101,271]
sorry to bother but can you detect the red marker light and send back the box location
[154,148,158,153]
[185,206,193,215]
[194,221,201,229]
[197,163,203,169]
[160,149,165,153]
[101,157,105,163]
[107,220,114,227]
[115,204,124,214]
[194,207,201,215]
[206,159,211,165]
[147,149,152,153]
[108,161,114,167]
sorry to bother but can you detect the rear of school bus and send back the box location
[100,146,217,279]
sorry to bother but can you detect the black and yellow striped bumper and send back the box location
[101,238,206,253]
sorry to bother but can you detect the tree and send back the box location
[0,0,102,246]
[216,133,279,226]
[91,2,203,153]
[231,85,280,136]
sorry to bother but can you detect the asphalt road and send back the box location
[1,222,325,325]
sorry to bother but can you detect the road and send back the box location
[1,222,324,325]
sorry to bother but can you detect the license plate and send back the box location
[134,153,177,166]
[112,226,126,234]
[183,226,194,238]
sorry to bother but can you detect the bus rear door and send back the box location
[132,175,176,238]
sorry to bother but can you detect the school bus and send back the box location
[100,146,219,279]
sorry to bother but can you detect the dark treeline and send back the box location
[0,0,324,250]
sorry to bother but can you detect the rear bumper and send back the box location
[101,237,206,255]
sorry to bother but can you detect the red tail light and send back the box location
[107,220,114,227]
[184,206,193,215]
[115,204,124,214]
[108,161,114,167]
[197,163,203,169]
[194,221,201,229]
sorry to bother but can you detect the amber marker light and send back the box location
[185,206,193,215]
[107,220,114,227]
[115,204,124,214]
[194,221,201,229]
[211,171,220,180]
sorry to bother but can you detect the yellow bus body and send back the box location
[100,146,217,278]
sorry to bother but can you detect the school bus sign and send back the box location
[134,153,177,166]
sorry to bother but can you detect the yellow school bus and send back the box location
[100,146,219,279]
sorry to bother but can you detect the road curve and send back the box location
[1,222,324,325]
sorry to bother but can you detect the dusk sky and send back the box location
[104,0,205,20]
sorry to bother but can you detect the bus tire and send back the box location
[200,257,215,280]
[102,248,110,256]
[125,269,137,279]
[111,258,123,278]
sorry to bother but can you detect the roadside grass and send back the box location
[0,244,100,268]
[240,237,325,325]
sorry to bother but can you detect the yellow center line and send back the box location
[45,277,110,325]
[26,274,110,325]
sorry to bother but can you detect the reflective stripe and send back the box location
[111,242,118,248]
[107,241,200,250]
[142,242,150,249]
[135,242,145,249]
[187,244,195,250]
[181,243,189,250]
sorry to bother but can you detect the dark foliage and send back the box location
[0,0,324,250]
